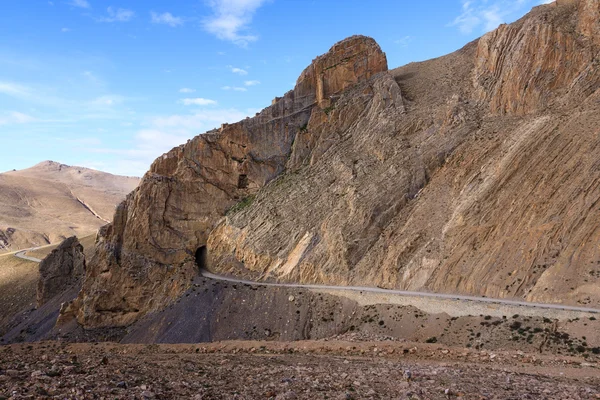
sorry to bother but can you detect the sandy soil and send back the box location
[0,340,599,399]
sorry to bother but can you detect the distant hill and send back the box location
[0,161,139,252]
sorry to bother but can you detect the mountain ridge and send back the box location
[62,0,600,330]
[0,161,139,252]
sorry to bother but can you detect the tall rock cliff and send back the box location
[74,36,388,328]
[72,0,600,329]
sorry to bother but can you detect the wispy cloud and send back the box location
[449,0,541,34]
[0,81,32,99]
[222,86,247,92]
[87,108,258,175]
[202,0,269,46]
[89,95,125,106]
[244,80,260,86]
[228,66,248,75]
[150,108,255,131]
[179,88,196,93]
[178,98,218,106]
[82,71,103,86]
[394,36,413,47]
[98,7,135,23]
[150,11,183,27]
[68,0,90,9]
[0,111,36,126]
[61,27,71,32]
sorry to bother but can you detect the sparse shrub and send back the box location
[226,195,256,215]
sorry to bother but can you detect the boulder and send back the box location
[37,237,85,307]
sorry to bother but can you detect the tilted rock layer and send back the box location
[75,1,600,329]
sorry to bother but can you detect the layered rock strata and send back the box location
[75,36,388,328]
[72,0,600,329]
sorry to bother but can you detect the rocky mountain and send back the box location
[70,0,600,330]
[0,161,139,252]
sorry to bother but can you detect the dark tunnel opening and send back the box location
[195,246,208,271]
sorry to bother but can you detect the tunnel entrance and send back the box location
[195,246,208,271]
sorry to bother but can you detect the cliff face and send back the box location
[73,0,600,329]
[74,36,388,328]
[208,0,600,303]
[37,237,85,307]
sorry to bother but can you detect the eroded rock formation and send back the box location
[37,237,85,307]
[75,36,388,328]
[72,0,600,329]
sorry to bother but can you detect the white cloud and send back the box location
[0,111,36,126]
[82,71,103,86]
[89,95,125,106]
[87,108,258,176]
[449,0,545,34]
[150,108,254,130]
[179,88,196,93]
[0,81,32,98]
[179,98,218,106]
[98,7,135,22]
[228,66,248,75]
[61,27,71,32]
[150,11,183,27]
[394,36,413,47]
[244,80,260,86]
[202,0,268,46]
[222,86,247,92]
[69,0,90,9]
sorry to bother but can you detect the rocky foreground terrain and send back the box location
[0,161,139,252]
[1,340,599,399]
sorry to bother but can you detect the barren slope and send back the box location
[69,0,600,330]
[0,161,139,251]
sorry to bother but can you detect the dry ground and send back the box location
[0,254,37,331]
[0,235,96,335]
[0,161,137,252]
[0,340,599,399]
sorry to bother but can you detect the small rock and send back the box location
[5,370,20,378]
[142,390,156,399]
[288,295,295,302]
[275,390,297,400]
[30,370,45,378]
[116,381,127,389]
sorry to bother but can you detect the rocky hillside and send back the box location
[0,161,139,251]
[72,0,600,329]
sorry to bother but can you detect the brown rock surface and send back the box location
[75,36,388,328]
[74,1,600,330]
[37,237,85,307]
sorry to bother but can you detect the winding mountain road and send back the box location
[10,245,600,315]
[14,249,42,263]
[200,270,600,315]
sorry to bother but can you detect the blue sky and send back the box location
[0,0,552,176]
